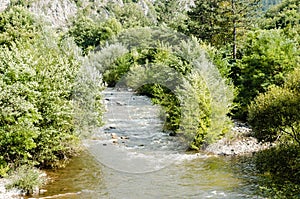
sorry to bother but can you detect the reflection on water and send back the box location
[38,151,108,199]
[39,152,261,199]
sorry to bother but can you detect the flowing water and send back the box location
[39,88,262,199]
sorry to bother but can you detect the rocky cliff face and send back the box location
[0,0,151,28]
[29,0,77,28]
[0,0,78,28]
[0,0,10,12]
[0,0,195,29]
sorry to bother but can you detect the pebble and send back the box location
[0,178,22,199]
[111,133,118,139]
[204,121,271,155]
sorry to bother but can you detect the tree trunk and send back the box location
[232,0,237,60]
[233,22,237,60]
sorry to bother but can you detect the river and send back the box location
[38,88,262,199]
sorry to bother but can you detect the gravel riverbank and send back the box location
[0,178,21,199]
[205,120,271,155]
[0,121,270,198]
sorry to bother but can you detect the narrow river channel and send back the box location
[40,88,262,199]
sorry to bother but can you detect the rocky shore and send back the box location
[204,120,271,155]
[0,179,21,199]
[0,121,270,198]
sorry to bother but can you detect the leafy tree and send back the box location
[0,6,42,46]
[0,6,103,172]
[0,37,82,169]
[187,0,261,59]
[109,2,154,28]
[248,68,300,144]
[154,0,189,32]
[234,29,299,118]
[262,0,299,29]
[68,15,122,54]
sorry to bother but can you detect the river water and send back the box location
[40,88,262,199]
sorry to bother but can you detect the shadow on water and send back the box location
[35,151,108,199]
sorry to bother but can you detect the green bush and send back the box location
[6,165,47,195]
[103,52,134,86]
[235,29,299,118]
[0,6,42,46]
[0,16,101,172]
[248,86,300,143]
[0,38,81,168]
[110,2,155,28]
[124,38,233,149]
[254,144,300,198]
[285,67,300,92]
[176,71,212,148]
[68,16,122,54]
[73,62,104,138]
[248,68,300,144]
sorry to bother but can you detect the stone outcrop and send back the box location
[29,0,77,28]
[0,0,9,12]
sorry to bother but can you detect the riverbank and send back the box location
[204,120,272,155]
[0,178,21,199]
[0,118,270,199]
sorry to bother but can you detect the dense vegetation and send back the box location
[0,0,299,197]
[0,5,103,181]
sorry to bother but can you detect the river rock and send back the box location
[116,101,126,106]
[104,126,116,130]
[111,133,118,139]
[0,178,21,199]
[204,121,271,155]
[112,140,118,144]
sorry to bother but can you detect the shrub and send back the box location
[235,29,299,118]
[248,68,300,144]
[103,52,134,86]
[253,144,300,198]
[285,67,300,92]
[110,2,154,28]
[0,34,88,170]
[176,71,212,148]
[0,6,41,46]
[6,165,47,195]
[124,38,233,149]
[68,16,122,54]
[73,62,105,138]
